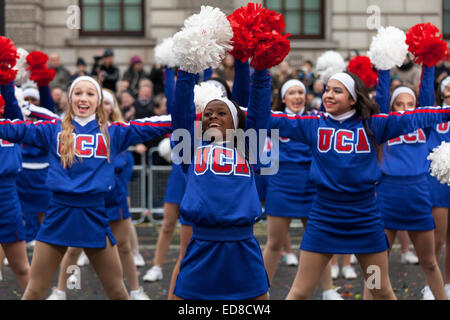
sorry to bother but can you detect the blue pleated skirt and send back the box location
[0,177,25,243]
[174,225,269,300]
[36,192,116,248]
[164,163,187,205]
[265,163,315,218]
[428,174,450,208]
[377,174,434,231]
[16,168,52,214]
[300,189,389,254]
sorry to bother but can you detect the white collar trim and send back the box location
[325,109,356,123]
[74,114,96,126]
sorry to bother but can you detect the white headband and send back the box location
[69,76,102,104]
[102,90,115,109]
[23,88,40,101]
[281,79,306,98]
[441,76,450,94]
[329,73,357,102]
[390,87,416,108]
[204,97,239,129]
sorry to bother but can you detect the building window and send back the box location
[80,0,144,36]
[264,0,325,39]
[444,0,450,39]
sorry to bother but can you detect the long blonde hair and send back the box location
[59,83,111,168]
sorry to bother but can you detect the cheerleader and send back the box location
[267,72,450,300]
[262,78,342,299]
[170,61,271,299]
[0,76,171,299]
[423,75,450,299]
[47,89,150,300]
[374,67,446,299]
[0,82,30,291]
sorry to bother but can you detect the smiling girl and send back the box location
[268,72,450,300]
[0,76,171,299]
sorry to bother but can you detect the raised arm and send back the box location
[418,66,435,108]
[232,59,250,108]
[0,82,24,121]
[164,66,175,115]
[375,69,391,114]
[0,118,55,148]
[171,69,197,135]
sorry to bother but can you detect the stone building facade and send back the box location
[4,0,449,75]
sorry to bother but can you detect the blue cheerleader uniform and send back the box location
[376,68,434,231]
[269,101,450,254]
[0,114,172,248]
[106,152,132,222]
[171,69,270,300]
[265,110,316,219]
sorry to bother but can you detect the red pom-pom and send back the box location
[29,67,56,86]
[227,3,290,69]
[0,36,19,69]
[406,23,448,67]
[26,51,49,70]
[0,94,5,118]
[347,56,378,88]
[0,69,18,85]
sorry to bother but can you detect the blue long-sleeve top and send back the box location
[164,67,175,115]
[0,82,23,180]
[0,115,171,194]
[232,60,250,108]
[377,67,436,177]
[171,68,270,228]
[269,105,450,194]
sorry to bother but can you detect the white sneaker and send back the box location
[444,284,450,300]
[401,251,419,265]
[46,287,67,300]
[133,252,145,267]
[331,265,339,279]
[26,240,36,249]
[421,285,435,300]
[77,251,90,267]
[322,288,344,300]
[143,265,163,282]
[0,270,3,281]
[284,253,298,266]
[350,254,357,264]
[3,258,8,266]
[130,287,151,300]
[342,265,357,279]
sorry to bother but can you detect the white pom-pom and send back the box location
[14,86,25,109]
[14,48,30,86]
[194,82,224,113]
[428,141,450,185]
[315,51,346,83]
[158,137,172,163]
[367,26,409,70]
[154,37,177,68]
[172,6,233,74]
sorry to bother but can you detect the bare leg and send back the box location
[168,224,192,300]
[153,203,180,267]
[397,230,412,254]
[84,237,129,300]
[110,218,140,291]
[284,233,293,254]
[22,241,67,300]
[319,261,333,291]
[342,254,351,267]
[262,216,291,283]
[432,207,448,268]
[56,247,83,292]
[409,230,446,299]
[129,221,139,255]
[1,241,31,290]
[286,251,332,300]
[356,251,396,300]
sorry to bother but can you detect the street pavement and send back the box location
[0,220,440,300]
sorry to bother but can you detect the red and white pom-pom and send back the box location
[0,69,18,85]
[194,82,223,113]
[0,94,5,118]
[0,36,19,69]
[315,51,346,83]
[348,56,378,88]
[154,38,177,68]
[406,23,448,67]
[173,6,233,74]
[428,141,450,185]
[13,48,30,86]
[368,26,409,70]
[227,3,290,69]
